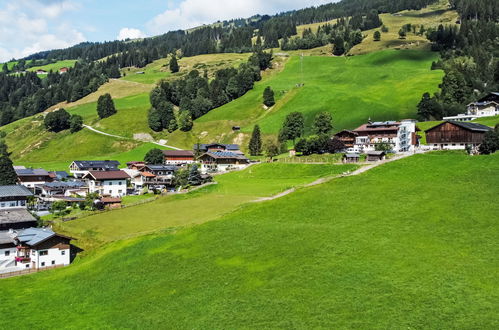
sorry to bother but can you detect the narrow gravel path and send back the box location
[253,151,424,203]
[83,124,182,150]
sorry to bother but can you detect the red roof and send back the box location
[100,197,122,203]
[162,150,194,157]
[84,170,130,180]
[140,171,156,178]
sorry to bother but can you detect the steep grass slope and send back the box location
[168,49,443,149]
[0,152,497,328]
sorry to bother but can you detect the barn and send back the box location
[425,121,492,150]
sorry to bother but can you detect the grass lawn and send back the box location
[57,163,357,247]
[27,60,77,73]
[0,152,497,328]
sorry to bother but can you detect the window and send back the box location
[61,250,66,255]
[41,262,45,267]
[109,182,113,185]
[51,260,55,265]
[4,251,9,256]
[39,250,48,256]
[26,264,29,268]
[0,203,4,208]
[10,202,16,207]
[118,190,122,194]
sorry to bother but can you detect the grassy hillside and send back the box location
[167,49,443,149]
[27,60,77,73]
[292,0,458,55]
[0,151,497,328]
[57,163,357,247]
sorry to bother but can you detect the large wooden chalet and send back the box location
[425,121,492,150]
[162,150,195,165]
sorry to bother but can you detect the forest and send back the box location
[417,0,498,120]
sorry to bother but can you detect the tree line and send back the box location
[147,50,273,132]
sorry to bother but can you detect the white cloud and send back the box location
[0,0,84,62]
[147,0,335,34]
[117,28,147,41]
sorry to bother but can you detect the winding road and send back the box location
[83,124,182,150]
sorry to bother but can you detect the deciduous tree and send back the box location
[313,111,333,135]
[97,93,117,119]
[144,148,164,164]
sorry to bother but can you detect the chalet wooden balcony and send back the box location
[15,256,31,263]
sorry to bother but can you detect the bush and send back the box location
[44,109,71,132]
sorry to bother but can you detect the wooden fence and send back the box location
[0,264,64,279]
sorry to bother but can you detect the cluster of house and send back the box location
[14,143,250,207]
[443,92,499,122]
[35,67,69,75]
[0,185,72,275]
[334,110,494,162]
[335,119,420,162]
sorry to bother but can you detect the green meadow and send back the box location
[167,49,443,149]
[0,152,497,328]
[57,163,357,246]
[27,60,77,73]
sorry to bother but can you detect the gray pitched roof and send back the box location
[0,231,14,244]
[72,160,120,170]
[145,165,178,171]
[15,168,50,176]
[449,121,492,132]
[16,227,56,246]
[194,143,240,151]
[0,209,37,225]
[0,185,33,198]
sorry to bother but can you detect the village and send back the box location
[0,92,496,277]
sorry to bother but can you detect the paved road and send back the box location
[83,125,181,150]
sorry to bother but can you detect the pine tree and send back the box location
[169,55,179,73]
[0,142,18,185]
[332,36,345,56]
[373,31,381,41]
[97,93,117,119]
[263,86,275,107]
[2,63,8,73]
[313,112,333,135]
[248,125,262,156]
[188,164,203,186]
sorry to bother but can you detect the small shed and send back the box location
[100,197,122,209]
[366,151,386,161]
[343,153,360,163]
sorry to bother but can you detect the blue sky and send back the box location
[0,0,334,62]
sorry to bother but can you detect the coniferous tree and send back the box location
[44,109,71,132]
[178,111,193,132]
[0,142,17,185]
[332,36,345,56]
[373,31,381,41]
[169,55,179,73]
[69,114,83,133]
[2,63,8,73]
[144,148,164,164]
[313,112,333,135]
[248,125,262,156]
[188,164,203,186]
[280,112,305,143]
[263,86,275,107]
[97,93,117,119]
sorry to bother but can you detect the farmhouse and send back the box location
[69,160,120,178]
[126,161,146,171]
[83,170,130,197]
[35,69,47,75]
[352,119,419,153]
[425,121,492,150]
[444,92,499,122]
[0,227,72,274]
[162,150,195,165]
[334,130,358,149]
[59,67,69,74]
[0,185,32,210]
[198,152,250,174]
[194,143,243,155]
[15,168,53,188]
